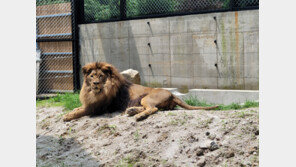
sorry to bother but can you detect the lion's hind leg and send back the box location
[125,106,145,116]
[134,107,158,121]
[63,107,89,122]
[134,89,173,121]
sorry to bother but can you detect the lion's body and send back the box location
[63,62,218,121]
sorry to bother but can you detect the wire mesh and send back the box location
[84,0,259,23]
[126,0,226,17]
[36,0,75,94]
[84,0,121,23]
[234,0,259,8]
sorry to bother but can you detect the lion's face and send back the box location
[82,62,112,94]
[86,69,108,94]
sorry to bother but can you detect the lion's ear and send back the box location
[101,64,112,75]
[82,65,90,76]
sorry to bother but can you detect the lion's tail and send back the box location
[172,95,219,110]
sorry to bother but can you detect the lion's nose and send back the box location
[93,81,99,85]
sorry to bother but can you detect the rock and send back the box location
[120,69,141,84]
[205,132,210,136]
[157,132,169,142]
[199,140,212,149]
[196,157,206,167]
[196,148,204,156]
[210,141,219,151]
[130,122,136,126]
[186,148,191,154]
[187,133,199,143]
[142,134,148,139]
[225,150,235,158]
[248,146,258,154]
[129,149,146,161]
[255,129,259,135]
[154,125,162,128]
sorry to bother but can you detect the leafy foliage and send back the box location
[36,0,70,6]
[84,0,120,22]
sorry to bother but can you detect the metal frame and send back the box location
[71,0,80,92]
[36,13,72,19]
[78,0,259,24]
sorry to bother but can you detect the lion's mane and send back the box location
[79,62,132,115]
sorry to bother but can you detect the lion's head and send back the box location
[82,62,125,95]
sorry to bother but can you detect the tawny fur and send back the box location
[63,62,218,121]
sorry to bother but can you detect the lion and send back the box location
[63,62,218,122]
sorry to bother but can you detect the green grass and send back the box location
[36,93,81,111]
[182,95,259,110]
[97,124,117,135]
[116,156,137,167]
[36,94,258,112]
[134,130,140,141]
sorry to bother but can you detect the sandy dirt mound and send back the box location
[36,107,259,167]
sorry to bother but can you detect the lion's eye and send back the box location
[90,75,93,78]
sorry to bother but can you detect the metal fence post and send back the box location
[230,0,235,10]
[71,0,81,92]
[77,0,85,24]
[120,0,126,20]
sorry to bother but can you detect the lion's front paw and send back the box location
[63,114,73,122]
[134,113,148,121]
[126,108,138,116]
[63,110,77,122]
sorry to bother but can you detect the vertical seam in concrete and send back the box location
[242,32,245,89]
[169,19,172,87]
[108,23,111,64]
[128,21,130,69]
[215,16,219,89]
[235,12,240,85]
[191,21,194,88]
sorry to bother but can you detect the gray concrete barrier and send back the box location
[163,88,259,105]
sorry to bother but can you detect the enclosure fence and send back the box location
[81,0,259,24]
[36,0,258,94]
[36,0,80,94]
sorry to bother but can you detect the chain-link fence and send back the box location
[82,0,259,23]
[36,0,258,95]
[36,0,79,94]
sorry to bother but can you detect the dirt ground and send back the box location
[36,107,259,167]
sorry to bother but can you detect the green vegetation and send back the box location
[84,0,120,22]
[168,118,186,126]
[36,0,257,21]
[197,117,214,128]
[182,95,259,111]
[36,94,258,112]
[97,124,117,135]
[36,0,70,6]
[116,156,137,167]
[134,130,140,141]
[36,93,81,111]
[167,112,177,116]
[126,0,180,17]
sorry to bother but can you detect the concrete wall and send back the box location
[79,10,259,90]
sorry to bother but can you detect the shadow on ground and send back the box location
[36,135,100,167]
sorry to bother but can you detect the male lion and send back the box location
[63,62,218,122]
